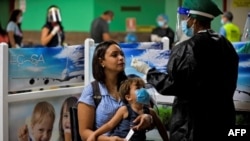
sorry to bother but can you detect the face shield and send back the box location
[176,7,190,42]
[48,7,62,22]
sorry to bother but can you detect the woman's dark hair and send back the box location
[92,40,127,86]
[46,5,59,22]
[103,10,114,16]
[9,9,22,23]
[58,96,78,141]
[9,9,22,32]
[0,22,7,35]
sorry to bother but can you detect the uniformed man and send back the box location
[131,0,239,140]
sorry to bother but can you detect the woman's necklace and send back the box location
[107,87,120,101]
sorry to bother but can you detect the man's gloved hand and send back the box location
[51,25,60,35]
[131,58,151,74]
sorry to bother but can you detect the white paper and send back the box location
[125,129,134,141]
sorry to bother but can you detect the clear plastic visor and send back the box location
[48,7,62,22]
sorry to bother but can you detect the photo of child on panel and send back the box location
[58,96,78,141]
[18,101,56,141]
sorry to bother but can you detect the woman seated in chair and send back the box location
[77,40,154,141]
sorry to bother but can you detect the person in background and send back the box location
[0,22,9,44]
[150,14,175,49]
[41,5,65,47]
[220,11,240,42]
[7,9,23,48]
[90,10,114,43]
[131,0,239,140]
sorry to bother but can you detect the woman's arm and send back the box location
[87,106,127,141]
[78,102,115,141]
[40,27,55,46]
[150,108,169,141]
[7,31,16,48]
[94,106,126,137]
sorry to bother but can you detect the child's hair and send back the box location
[31,101,55,127]
[58,96,78,141]
[119,77,145,104]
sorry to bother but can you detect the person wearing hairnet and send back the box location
[131,0,239,140]
[220,11,241,42]
[150,14,175,49]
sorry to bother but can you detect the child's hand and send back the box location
[17,124,29,141]
[109,136,126,141]
[132,114,153,130]
[86,133,97,141]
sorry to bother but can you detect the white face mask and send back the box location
[182,19,195,37]
[157,21,165,27]
[221,19,225,25]
[18,16,23,23]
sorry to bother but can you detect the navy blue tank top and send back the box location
[112,105,149,141]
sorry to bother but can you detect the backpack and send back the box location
[69,80,102,141]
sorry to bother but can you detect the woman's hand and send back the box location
[86,133,97,141]
[132,114,153,130]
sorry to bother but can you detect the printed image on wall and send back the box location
[87,42,166,82]
[87,42,250,102]
[233,42,250,102]
[9,95,79,141]
[8,45,84,91]
[234,53,250,102]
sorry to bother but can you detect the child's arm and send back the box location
[149,108,169,141]
[87,106,128,141]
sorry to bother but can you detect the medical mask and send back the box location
[157,21,165,27]
[181,20,193,37]
[18,16,23,23]
[221,19,225,25]
[135,88,150,105]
